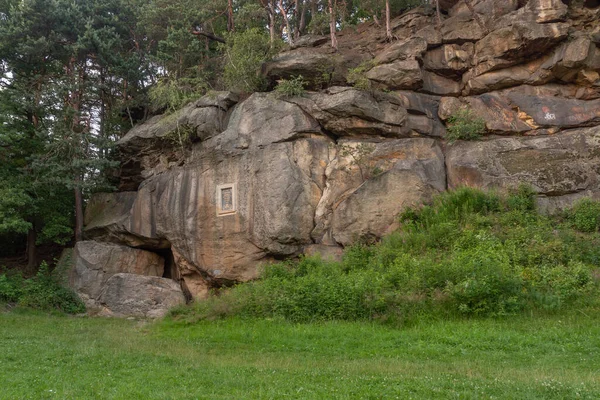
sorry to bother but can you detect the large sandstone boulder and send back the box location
[438,87,600,134]
[473,22,569,76]
[313,138,446,246]
[117,92,239,190]
[446,126,600,211]
[366,60,423,90]
[86,93,333,298]
[288,87,409,137]
[97,274,186,319]
[70,241,165,311]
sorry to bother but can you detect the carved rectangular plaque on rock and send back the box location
[216,183,236,216]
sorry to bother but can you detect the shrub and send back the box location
[274,75,307,98]
[446,108,486,142]
[149,75,209,113]
[506,184,537,212]
[569,198,600,232]
[0,262,85,314]
[222,28,279,93]
[347,60,375,90]
[173,188,600,324]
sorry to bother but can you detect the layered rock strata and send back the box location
[72,0,600,316]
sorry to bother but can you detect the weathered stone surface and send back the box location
[117,92,239,190]
[313,138,446,246]
[97,273,186,318]
[421,71,463,96]
[374,37,427,65]
[84,192,169,248]
[262,49,362,88]
[289,35,329,49]
[504,94,600,128]
[212,92,322,148]
[446,126,600,200]
[464,56,554,94]
[366,60,423,90]
[423,43,474,77]
[441,15,487,44]
[439,87,600,133]
[391,91,447,137]
[449,0,519,18]
[70,241,164,310]
[474,22,569,75]
[289,87,411,137]
[125,136,331,285]
[522,0,568,23]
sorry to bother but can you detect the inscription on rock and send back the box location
[217,184,237,216]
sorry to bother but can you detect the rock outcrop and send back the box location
[70,0,600,317]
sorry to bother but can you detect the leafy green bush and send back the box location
[174,188,600,324]
[149,75,209,113]
[446,108,486,142]
[347,60,375,90]
[569,198,600,232]
[274,76,307,98]
[222,28,279,93]
[0,262,85,314]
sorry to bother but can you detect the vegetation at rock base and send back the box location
[1,311,600,398]
[0,262,85,314]
[172,187,600,324]
[446,108,487,142]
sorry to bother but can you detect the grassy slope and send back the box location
[1,310,599,399]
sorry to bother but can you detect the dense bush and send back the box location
[222,28,279,93]
[173,188,600,324]
[446,109,486,142]
[0,262,85,314]
[568,198,600,232]
[274,76,307,98]
[347,60,375,91]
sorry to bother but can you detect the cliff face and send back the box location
[72,0,600,316]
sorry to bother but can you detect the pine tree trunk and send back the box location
[269,1,276,46]
[385,0,392,40]
[328,0,337,50]
[278,0,293,43]
[227,0,235,32]
[299,0,307,36]
[74,183,84,242]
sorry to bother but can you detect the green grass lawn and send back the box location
[1,310,599,399]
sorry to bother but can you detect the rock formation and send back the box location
[70,0,600,317]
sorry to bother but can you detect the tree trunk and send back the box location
[385,0,392,40]
[435,0,442,28]
[299,0,308,36]
[227,0,235,32]
[269,1,276,46]
[294,0,299,36]
[278,0,293,44]
[328,0,337,50]
[74,182,84,242]
[26,225,37,274]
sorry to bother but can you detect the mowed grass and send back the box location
[1,310,600,399]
